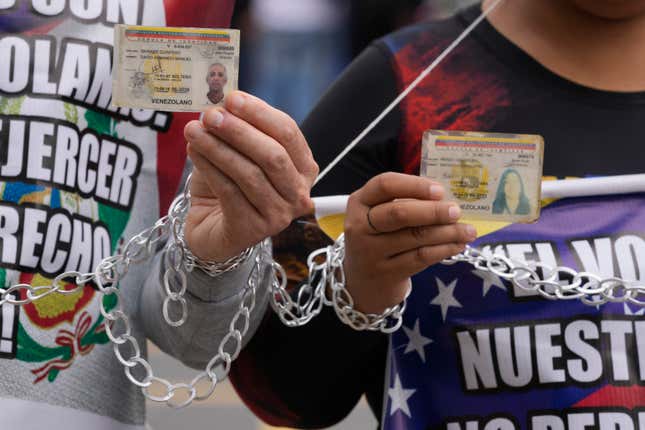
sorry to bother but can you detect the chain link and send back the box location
[269,246,326,327]
[2,168,644,408]
[91,234,263,408]
[162,175,257,327]
[325,235,410,333]
[0,173,266,408]
[270,234,411,333]
[442,245,645,306]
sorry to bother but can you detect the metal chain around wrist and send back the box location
[162,175,257,327]
[325,235,411,333]
[270,234,411,334]
[0,172,267,408]
[95,238,266,409]
[2,172,645,410]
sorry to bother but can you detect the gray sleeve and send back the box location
[139,240,272,369]
[137,158,271,369]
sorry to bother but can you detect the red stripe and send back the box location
[126,34,230,42]
[436,142,535,149]
[162,0,235,28]
[155,0,235,216]
[574,385,645,409]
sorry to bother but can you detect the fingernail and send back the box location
[206,110,224,128]
[229,93,244,111]
[465,224,477,241]
[430,185,444,199]
[185,121,202,140]
[449,205,461,220]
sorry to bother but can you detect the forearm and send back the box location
[139,242,271,369]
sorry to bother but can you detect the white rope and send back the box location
[313,0,506,186]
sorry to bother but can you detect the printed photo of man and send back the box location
[206,62,228,104]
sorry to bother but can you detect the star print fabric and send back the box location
[384,194,645,430]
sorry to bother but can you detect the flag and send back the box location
[381,193,645,430]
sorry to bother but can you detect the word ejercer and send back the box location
[0,117,142,211]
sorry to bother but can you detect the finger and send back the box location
[222,91,318,182]
[186,151,264,260]
[187,146,260,219]
[384,243,467,276]
[185,122,292,219]
[357,172,444,207]
[199,109,312,206]
[382,223,476,257]
[367,199,462,234]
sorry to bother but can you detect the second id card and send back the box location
[421,130,544,223]
[112,25,239,112]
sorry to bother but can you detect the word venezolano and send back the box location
[0,36,170,131]
[0,0,143,27]
[456,317,645,391]
[0,202,110,277]
[0,115,142,211]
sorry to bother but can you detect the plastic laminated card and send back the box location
[421,130,544,223]
[112,25,240,112]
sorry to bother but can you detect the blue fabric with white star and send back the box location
[383,194,645,430]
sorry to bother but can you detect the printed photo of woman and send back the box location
[492,168,531,215]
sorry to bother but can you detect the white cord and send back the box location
[314,0,506,186]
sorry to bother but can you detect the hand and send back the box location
[183,91,319,262]
[343,173,477,314]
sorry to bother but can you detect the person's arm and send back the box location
[138,160,272,369]
[229,43,404,428]
[230,41,475,429]
[139,93,319,370]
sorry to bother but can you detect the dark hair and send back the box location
[492,169,530,215]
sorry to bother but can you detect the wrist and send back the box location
[328,235,410,333]
[184,244,256,277]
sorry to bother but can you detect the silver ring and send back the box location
[366,207,381,234]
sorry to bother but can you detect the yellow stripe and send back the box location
[317,214,346,241]
[125,25,230,36]
[316,195,563,241]
[435,135,537,144]
[315,177,578,241]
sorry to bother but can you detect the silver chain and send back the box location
[0,174,267,408]
[269,245,326,327]
[442,245,645,306]
[271,235,645,335]
[324,235,410,333]
[94,236,265,409]
[270,234,411,333]
[2,174,644,408]
[162,175,259,327]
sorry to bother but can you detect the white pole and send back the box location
[541,174,645,199]
[313,174,645,216]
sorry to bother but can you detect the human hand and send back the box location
[343,173,476,314]
[183,91,319,262]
